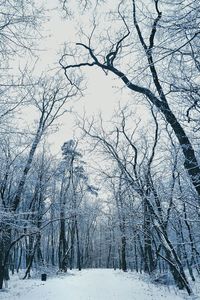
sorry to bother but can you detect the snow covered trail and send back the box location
[0,269,192,300]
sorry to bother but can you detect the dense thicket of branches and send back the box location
[0,0,200,297]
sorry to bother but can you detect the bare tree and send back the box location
[0,75,77,288]
[77,108,194,294]
[60,0,200,205]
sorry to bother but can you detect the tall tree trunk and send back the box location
[70,223,75,270]
[17,245,22,273]
[0,226,11,289]
[58,214,67,272]
[143,198,155,273]
[75,219,81,271]
[121,235,127,272]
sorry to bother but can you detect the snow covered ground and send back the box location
[0,269,199,300]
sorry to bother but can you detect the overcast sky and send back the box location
[25,0,150,156]
[29,0,121,154]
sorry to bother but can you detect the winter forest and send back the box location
[0,0,200,299]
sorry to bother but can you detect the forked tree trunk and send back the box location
[155,223,193,295]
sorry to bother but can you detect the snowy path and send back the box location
[0,269,191,300]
